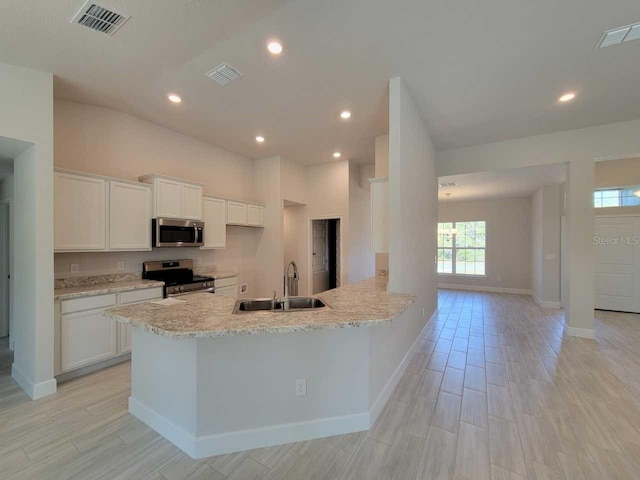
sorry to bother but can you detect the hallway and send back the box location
[0,290,640,479]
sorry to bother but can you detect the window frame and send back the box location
[437,220,486,277]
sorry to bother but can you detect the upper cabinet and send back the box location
[227,201,264,227]
[247,204,264,227]
[139,174,203,220]
[109,181,152,251]
[202,197,227,249]
[55,172,108,252]
[54,170,152,253]
[370,177,389,253]
[227,201,248,226]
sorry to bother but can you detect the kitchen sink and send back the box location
[233,296,328,314]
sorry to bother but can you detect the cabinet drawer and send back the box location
[215,277,238,288]
[120,287,164,305]
[61,294,117,315]
[215,285,237,297]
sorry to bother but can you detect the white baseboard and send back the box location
[12,363,57,400]
[368,308,436,426]
[438,284,532,295]
[532,294,561,309]
[130,396,369,459]
[129,308,438,460]
[565,326,596,339]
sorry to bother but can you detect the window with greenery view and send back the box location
[437,221,486,276]
[593,187,640,208]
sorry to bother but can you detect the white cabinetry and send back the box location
[370,177,389,254]
[109,181,152,251]
[202,197,227,249]
[248,204,265,227]
[227,201,264,227]
[55,287,163,376]
[182,184,203,220]
[54,169,152,252]
[54,172,107,251]
[140,174,203,220]
[215,276,238,297]
[227,201,248,226]
[60,294,117,373]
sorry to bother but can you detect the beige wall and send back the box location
[283,204,308,296]
[349,163,375,283]
[53,100,262,295]
[439,197,532,292]
[55,101,256,201]
[305,160,351,291]
[253,157,284,297]
[0,175,14,199]
[374,135,389,274]
[595,157,640,188]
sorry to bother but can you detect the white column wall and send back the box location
[0,63,55,398]
[565,161,595,337]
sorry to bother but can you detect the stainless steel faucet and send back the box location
[283,261,298,311]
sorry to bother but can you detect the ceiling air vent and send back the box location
[71,1,130,36]
[438,182,457,188]
[205,63,243,86]
[597,22,640,48]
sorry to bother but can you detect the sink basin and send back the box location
[233,296,328,314]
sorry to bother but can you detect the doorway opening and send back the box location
[310,218,341,294]
[0,197,12,371]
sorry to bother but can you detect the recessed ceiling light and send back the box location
[167,94,182,104]
[558,92,576,103]
[340,111,351,119]
[333,152,341,158]
[267,41,283,55]
[255,136,265,143]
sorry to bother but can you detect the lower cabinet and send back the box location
[61,308,118,372]
[215,277,238,297]
[56,287,163,375]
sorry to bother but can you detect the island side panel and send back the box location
[129,327,199,454]
[193,327,370,456]
[368,302,431,423]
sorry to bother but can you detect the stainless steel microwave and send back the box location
[152,218,204,248]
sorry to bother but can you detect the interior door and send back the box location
[312,220,329,294]
[594,216,640,313]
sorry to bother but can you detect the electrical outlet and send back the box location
[117,261,125,271]
[70,264,80,274]
[497,276,502,282]
[196,257,203,266]
[295,378,307,397]
[240,283,248,294]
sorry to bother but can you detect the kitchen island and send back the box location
[105,277,424,459]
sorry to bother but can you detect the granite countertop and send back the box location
[211,271,238,280]
[54,279,165,300]
[104,276,416,339]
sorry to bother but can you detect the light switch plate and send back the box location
[70,264,80,274]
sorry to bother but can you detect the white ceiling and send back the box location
[1,0,640,165]
[438,164,567,202]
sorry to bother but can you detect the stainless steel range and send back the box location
[142,259,214,297]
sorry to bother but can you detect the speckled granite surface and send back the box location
[55,279,165,300]
[104,277,416,339]
[54,272,143,289]
[194,266,238,280]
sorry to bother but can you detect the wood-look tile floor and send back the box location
[2,290,640,479]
